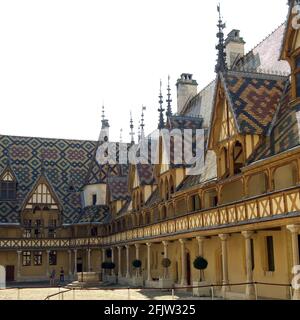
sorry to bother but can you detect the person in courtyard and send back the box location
[60,267,65,283]
[50,269,56,287]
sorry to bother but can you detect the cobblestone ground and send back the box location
[0,285,215,300]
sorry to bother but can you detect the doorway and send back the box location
[6,266,14,282]
[77,257,83,273]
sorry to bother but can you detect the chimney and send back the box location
[176,73,198,114]
[225,30,245,68]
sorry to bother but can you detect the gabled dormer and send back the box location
[129,163,155,212]
[22,175,61,211]
[0,167,17,201]
[209,71,286,179]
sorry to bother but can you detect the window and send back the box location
[22,251,31,266]
[91,227,98,237]
[48,219,56,238]
[233,141,244,174]
[0,180,16,201]
[33,251,43,266]
[23,219,32,238]
[191,195,201,212]
[34,220,43,239]
[266,236,275,272]
[23,229,32,238]
[49,251,57,266]
[92,194,97,205]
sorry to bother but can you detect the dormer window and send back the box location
[0,170,17,201]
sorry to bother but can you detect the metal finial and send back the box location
[119,128,123,143]
[138,121,141,142]
[140,106,146,139]
[166,75,172,118]
[129,111,135,145]
[158,80,165,130]
[101,104,110,129]
[215,3,227,73]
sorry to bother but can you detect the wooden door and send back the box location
[6,266,14,282]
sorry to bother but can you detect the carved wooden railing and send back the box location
[1,186,300,250]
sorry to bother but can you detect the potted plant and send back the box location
[132,259,142,277]
[131,260,143,286]
[161,258,171,279]
[159,258,174,288]
[192,256,210,297]
[101,262,116,284]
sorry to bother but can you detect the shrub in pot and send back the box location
[193,256,208,282]
[161,258,171,279]
[132,260,142,277]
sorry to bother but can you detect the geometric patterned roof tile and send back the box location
[223,71,287,135]
[0,135,98,225]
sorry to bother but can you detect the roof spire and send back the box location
[158,80,165,130]
[119,128,123,143]
[166,75,173,118]
[129,111,135,145]
[137,120,141,142]
[140,106,146,139]
[215,3,227,73]
[101,104,110,129]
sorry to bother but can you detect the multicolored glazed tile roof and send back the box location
[136,163,155,185]
[108,176,130,201]
[75,205,110,225]
[248,82,300,163]
[222,71,287,135]
[0,135,99,225]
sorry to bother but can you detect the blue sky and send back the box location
[0,0,288,142]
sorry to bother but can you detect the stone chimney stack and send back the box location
[225,30,245,68]
[176,73,198,114]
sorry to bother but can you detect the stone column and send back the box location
[219,234,230,295]
[126,245,130,278]
[102,248,106,276]
[242,231,255,299]
[135,244,140,277]
[68,250,72,278]
[179,239,187,286]
[146,243,152,282]
[163,241,169,279]
[287,225,300,300]
[117,246,122,277]
[111,247,115,276]
[73,249,77,275]
[46,250,50,277]
[87,249,91,272]
[17,250,22,281]
[196,236,206,256]
[196,237,206,282]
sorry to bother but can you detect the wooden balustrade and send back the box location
[1,187,300,250]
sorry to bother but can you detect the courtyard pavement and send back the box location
[0,282,218,300]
